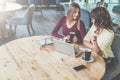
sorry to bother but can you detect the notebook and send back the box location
[36,38,53,47]
[53,39,82,57]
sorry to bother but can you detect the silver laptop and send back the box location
[53,39,81,57]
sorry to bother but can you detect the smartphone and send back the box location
[73,65,86,71]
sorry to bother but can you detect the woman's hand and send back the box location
[91,34,103,56]
[91,33,97,42]
[64,35,78,43]
[64,35,70,41]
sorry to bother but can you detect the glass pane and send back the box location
[105,0,109,3]
[96,0,109,3]
[88,0,95,3]
[74,0,81,2]
[86,0,119,4]
[110,0,119,3]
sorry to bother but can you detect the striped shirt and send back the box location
[84,25,114,59]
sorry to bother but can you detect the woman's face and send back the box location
[72,8,79,20]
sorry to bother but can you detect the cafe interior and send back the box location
[0,0,120,80]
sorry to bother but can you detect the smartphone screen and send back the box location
[73,65,86,71]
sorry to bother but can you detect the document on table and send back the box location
[36,38,53,47]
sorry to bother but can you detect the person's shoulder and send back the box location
[61,16,66,19]
[89,25,96,30]
[59,16,66,21]
[104,29,114,35]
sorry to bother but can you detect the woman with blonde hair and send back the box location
[52,2,86,43]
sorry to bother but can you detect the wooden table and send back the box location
[0,35,105,80]
[0,2,22,13]
[0,2,22,39]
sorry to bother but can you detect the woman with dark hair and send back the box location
[52,2,86,43]
[83,7,114,63]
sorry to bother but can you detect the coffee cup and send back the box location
[70,32,75,43]
[85,49,91,61]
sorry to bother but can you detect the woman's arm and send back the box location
[51,16,65,38]
[83,25,101,53]
[83,36,102,55]
[91,36,102,55]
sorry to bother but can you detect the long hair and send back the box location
[90,7,113,31]
[67,2,81,30]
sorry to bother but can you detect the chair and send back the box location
[112,6,120,14]
[81,9,91,31]
[56,0,70,11]
[56,0,70,4]
[112,6,120,34]
[62,4,69,16]
[8,4,35,36]
[28,0,43,14]
[96,1,108,8]
[102,34,120,80]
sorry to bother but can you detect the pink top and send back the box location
[52,16,86,43]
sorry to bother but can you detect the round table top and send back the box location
[0,35,105,80]
[0,2,22,13]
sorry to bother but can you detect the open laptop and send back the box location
[53,39,82,57]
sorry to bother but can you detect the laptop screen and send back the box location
[53,39,81,57]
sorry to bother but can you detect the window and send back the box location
[87,0,119,4]
[110,0,119,3]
